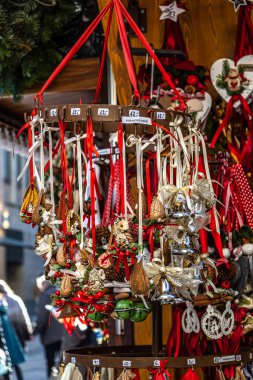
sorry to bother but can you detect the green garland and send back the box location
[0,0,98,100]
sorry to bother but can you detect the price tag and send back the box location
[187,358,196,366]
[122,361,132,367]
[71,357,76,364]
[129,110,140,117]
[98,108,109,116]
[70,108,81,116]
[236,355,241,362]
[153,360,160,367]
[156,112,166,120]
[50,108,57,117]
[122,116,152,125]
[214,355,235,364]
[93,359,100,366]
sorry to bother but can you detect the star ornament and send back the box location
[229,0,247,11]
[159,1,186,22]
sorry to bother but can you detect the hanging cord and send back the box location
[93,4,114,103]
[117,0,186,109]
[35,0,113,104]
[113,0,140,100]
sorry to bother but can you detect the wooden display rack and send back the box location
[63,303,253,370]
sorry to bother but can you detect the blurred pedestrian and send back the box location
[34,276,64,379]
[0,292,26,380]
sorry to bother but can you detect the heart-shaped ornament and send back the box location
[211,55,253,103]
[187,92,212,124]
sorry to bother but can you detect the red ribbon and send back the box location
[118,123,126,215]
[93,4,114,103]
[235,5,253,63]
[115,250,135,280]
[210,95,253,171]
[166,307,181,357]
[148,360,172,380]
[35,0,113,104]
[117,0,186,108]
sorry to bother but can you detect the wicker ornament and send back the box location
[20,184,39,223]
[215,368,226,380]
[130,260,150,296]
[32,189,45,225]
[95,226,111,246]
[67,210,81,235]
[56,245,66,266]
[234,366,247,380]
[117,369,136,380]
[150,196,165,220]
[60,275,73,298]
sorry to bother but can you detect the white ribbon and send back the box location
[65,134,88,249]
[126,135,144,248]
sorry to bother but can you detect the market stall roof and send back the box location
[0,57,99,125]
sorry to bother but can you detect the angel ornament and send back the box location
[182,301,200,333]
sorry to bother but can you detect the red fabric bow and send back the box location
[181,368,200,380]
[148,360,172,380]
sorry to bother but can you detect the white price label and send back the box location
[156,112,166,120]
[153,360,160,367]
[236,355,241,362]
[122,361,132,367]
[50,108,57,117]
[187,358,196,366]
[98,108,109,116]
[214,355,235,364]
[70,108,81,116]
[122,116,152,125]
[129,110,140,117]
[71,357,76,364]
[93,359,100,366]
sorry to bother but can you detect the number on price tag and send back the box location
[71,357,76,364]
[93,359,100,366]
[156,112,166,120]
[70,108,81,116]
[129,110,140,117]
[122,361,131,367]
[236,355,241,362]
[214,357,220,364]
[98,108,109,116]
[187,358,196,366]
[153,360,160,367]
[50,108,57,117]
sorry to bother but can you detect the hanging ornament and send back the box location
[229,0,247,12]
[221,302,235,335]
[181,368,200,380]
[181,301,200,333]
[159,1,186,21]
[201,305,223,339]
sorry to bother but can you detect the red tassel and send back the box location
[181,369,200,380]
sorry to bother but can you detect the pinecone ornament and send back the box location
[95,226,111,246]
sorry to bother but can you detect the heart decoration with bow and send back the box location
[210,55,253,103]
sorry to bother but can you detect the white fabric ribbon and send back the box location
[65,134,88,249]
